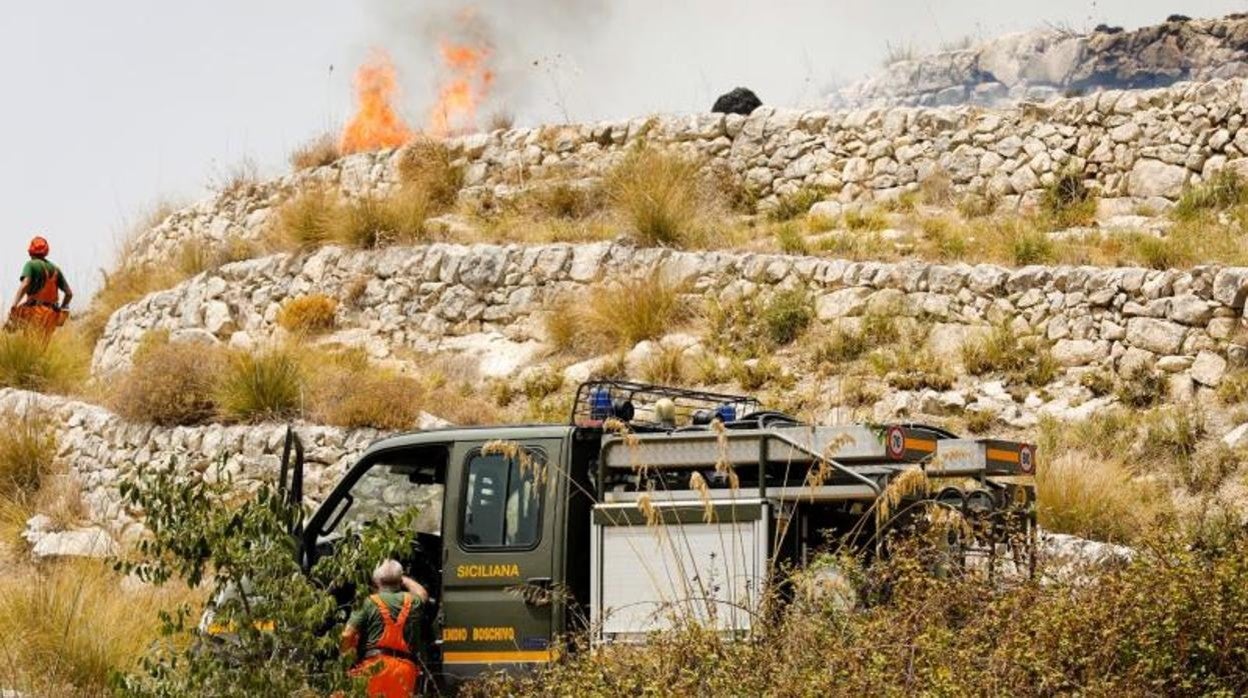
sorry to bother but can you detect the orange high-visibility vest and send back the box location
[350,593,419,698]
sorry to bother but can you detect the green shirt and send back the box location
[20,259,69,295]
[347,591,423,657]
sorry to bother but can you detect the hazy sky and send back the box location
[1,1,1243,299]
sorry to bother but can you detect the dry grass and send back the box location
[0,415,55,503]
[214,345,305,422]
[0,561,198,695]
[274,186,341,250]
[1039,170,1097,228]
[961,323,1058,387]
[276,294,339,334]
[1036,451,1165,543]
[1173,168,1248,221]
[111,334,223,425]
[306,348,423,430]
[0,329,91,395]
[289,133,341,171]
[397,138,464,209]
[641,345,689,385]
[545,274,688,355]
[210,159,261,198]
[605,147,716,247]
[333,187,431,248]
[175,236,259,278]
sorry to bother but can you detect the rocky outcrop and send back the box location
[130,77,1248,268]
[95,242,1248,410]
[835,14,1248,108]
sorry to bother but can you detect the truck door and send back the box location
[440,438,562,682]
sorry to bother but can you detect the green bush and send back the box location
[768,187,826,222]
[761,290,813,346]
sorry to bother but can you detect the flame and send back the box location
[340,50,413,154]
[428,41,495,138]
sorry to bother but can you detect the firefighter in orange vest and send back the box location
[341,559,429,697]
[9,236,72,335]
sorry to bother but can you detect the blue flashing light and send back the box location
[715,403,737,423]
[590,388,613,420]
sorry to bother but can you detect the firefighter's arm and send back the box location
[58,275,72,309]
[11,278,29,310]
[401,576,429,603]
[340,624,360,659]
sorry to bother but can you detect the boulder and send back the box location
[1052,339,1108,367]
[1125,317,1187,355]
[711,87,762,116]
[1190,351,1228,387]
[1126,159,1189,198]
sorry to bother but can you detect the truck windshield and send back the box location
[319,448,447,541]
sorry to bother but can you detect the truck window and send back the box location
[320,448,447,540]
[461,449,543,549]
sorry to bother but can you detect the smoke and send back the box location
[361,0,1248,127]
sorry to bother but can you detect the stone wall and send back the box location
[94,242,1248,402]
[834,14,1248,108]
[0,389,389,540]
[131,77,1248,268]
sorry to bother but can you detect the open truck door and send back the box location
[439,437,564,684]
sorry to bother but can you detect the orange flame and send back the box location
[428,41,495,138]
[340,50,413,154]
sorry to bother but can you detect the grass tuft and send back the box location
[214,346,305,422]
[1036,451,1164,543]
[605,147,712,247]
[289,133,341,171]
[0,416,55,502]
[0,329,90,395]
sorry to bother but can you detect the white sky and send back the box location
[1,1,1243,299]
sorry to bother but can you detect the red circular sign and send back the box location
[1018,445,1036,474]
[886,426,906,459]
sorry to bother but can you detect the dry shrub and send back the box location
[1173,168,1248,221]
[768,187,826,222]
[0,561,197,695]
[306,349,422,430]
[274,186,340,250]
[111,335,223,425]
[277,294,339,334]
[544,274,687,355]
[214,346,305,422]
[397,138,464,209]
[605,147,714,247]
[919,170,954,206]
[0,416,55,502]
[289,133,341,171]
[0,328,90,395]
[1036,451,1165,543]
[522,180,606,220]
[333,187,431,248]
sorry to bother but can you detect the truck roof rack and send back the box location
[571,380,764,429]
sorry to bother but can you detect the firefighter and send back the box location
[341,559,429,697]
[9,236,72,336]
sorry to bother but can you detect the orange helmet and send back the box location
[28,236,49,258]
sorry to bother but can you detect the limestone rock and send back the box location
[1190,350,1228,387]
[1127,159,1188,198]
[1125,317,1187,355]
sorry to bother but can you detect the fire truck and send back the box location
[281,381,1037,690]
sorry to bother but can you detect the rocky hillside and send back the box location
[835,13,1248,108]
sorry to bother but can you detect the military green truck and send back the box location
[281,381,1037,691]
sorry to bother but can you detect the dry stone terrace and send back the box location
[95,241,1248,404]
[131,76,1248,266]
[0,388,440,540]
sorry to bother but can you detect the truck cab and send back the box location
[301,424,599,689]
[296,381,1037,691]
